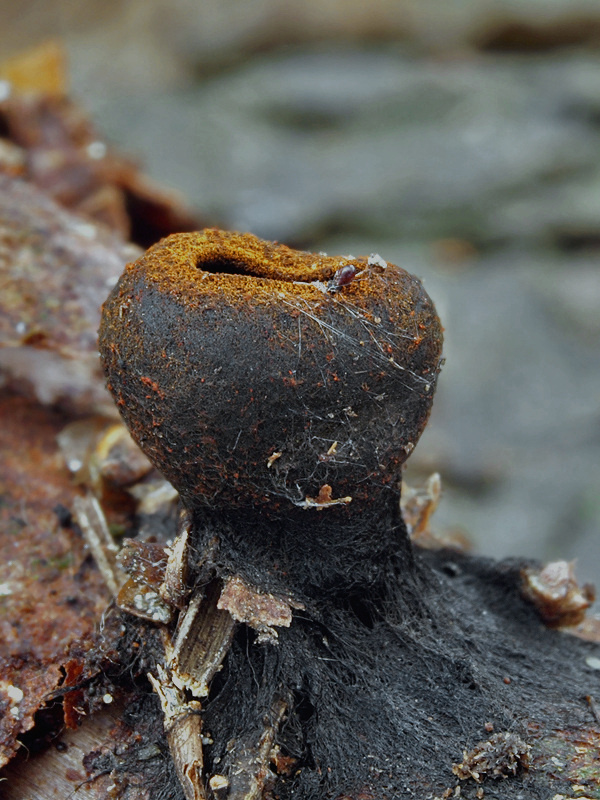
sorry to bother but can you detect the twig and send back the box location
[72,492,124,596]
[165,580,236,698]
[214,697,288,800]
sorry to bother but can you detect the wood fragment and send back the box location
[402,472,442,542]
[218,575,303,643]
[209,774,230,799]
[223,698,287,800]
[72,492,124,597]
[149,665,206,800]
[160,509,192,608]
[166,581,236,698]
[521,560,595,628]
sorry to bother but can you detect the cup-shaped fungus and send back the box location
[99,230,442,593]
[100,231,441,509]
[93,231,597,800]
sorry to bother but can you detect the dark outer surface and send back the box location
[99,230,443,515]
[193,547,600,800]
[2,545,597,800]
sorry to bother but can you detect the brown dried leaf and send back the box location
[0,395,109,768]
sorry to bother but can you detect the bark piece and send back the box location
[521,560,595,628]
[2,703,126,800]
[0,174,139,414]
[218,576,302,643]
[0,42,204,248]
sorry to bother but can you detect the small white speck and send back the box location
[123,244,139,260]
[7,685,23,703]
[318,251,328,256]
[87,141,107,160]
[15,321,27,335]
[68,458,83,472]
[0,582,13,596]
[105,275,119,288]
[71,221,96,240]
[9,706,20,718]
[367,253,387,269]
[102,693,114,704]
[585,655,600,670]
[0,80,11,102]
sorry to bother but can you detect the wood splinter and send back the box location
[149,664,206,800]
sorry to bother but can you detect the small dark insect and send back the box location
[327,264,357,293]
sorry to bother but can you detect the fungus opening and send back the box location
[196,257,250,276]
[196,256,311,283]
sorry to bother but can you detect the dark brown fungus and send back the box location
[94,231,599,800]
[100,230,442,594]
[99,230,442,511]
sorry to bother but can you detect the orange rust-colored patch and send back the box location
[140,375,166,398]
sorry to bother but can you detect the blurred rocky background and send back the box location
[2,0,599,586]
